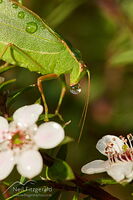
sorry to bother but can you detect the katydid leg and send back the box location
[0,44,12,59]
[0,43,66,121]
[55,78,66,121]
[4,43,51,121]
[0,44,16,73]
[37,74,58,122]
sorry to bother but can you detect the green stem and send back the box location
[5,190,27,200]
[20,176,26,184]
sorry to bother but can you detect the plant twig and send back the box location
[40,151,120,200]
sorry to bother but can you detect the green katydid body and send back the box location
[0,0,86,86]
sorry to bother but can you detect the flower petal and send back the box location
[13,104,43,128]
[34,121,65,149]
[17,150,43,178]
[107,161,133,182]
[96,135,124,155]
[0,117,9,142]
[0,116,8,132]
[81,160,107,174]
[0,150,14,180]
[126,170,133,182]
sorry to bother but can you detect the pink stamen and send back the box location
[7,130,31,149]
[105,134,133,164]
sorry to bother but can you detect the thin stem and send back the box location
[5,190,27,200]
[40,151,120,200]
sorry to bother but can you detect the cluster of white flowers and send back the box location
[81,135,133,183]
[0,104,65,180]
[1,102,133,183]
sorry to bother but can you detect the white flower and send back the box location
[0,104,65,180]
[81,135,133,183]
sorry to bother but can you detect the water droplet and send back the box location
[12,3,18,8]
[70,84,81,95]
[18,11,25,19]
[25,22,38,34]
[0,0,3,4]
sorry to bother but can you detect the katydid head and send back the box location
[69,62,90,142]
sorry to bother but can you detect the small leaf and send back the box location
[56,145,68,160]
[60,136,74,145]
[72,195,78,200]
[35,97,41,104]
[38,114,55,122]
[7,84,35,106]
[0,79,16,90]
[20,176,26,184]
[0,64,15,74]
[47,159,75,181]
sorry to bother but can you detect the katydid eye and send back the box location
[70,83,81,95]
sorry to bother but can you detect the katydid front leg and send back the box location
[0,43,66,122]
[55,77,66,121]
[0,44,16,74]
[37,74,59,122]
[37,74,66,122]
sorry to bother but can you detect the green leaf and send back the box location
[60,136,74,145]
[38,114,55,121]
[34,97,41,104]
[47,159,75,181]
[0,64,15,74]
[20,176,26,184]
[111,50,133,66]
[72,195,78,200]
[7,84,35,106]
[56,145,68,160]
[0,79,16,90]
[46,0,87,28]
[121,0,133,21]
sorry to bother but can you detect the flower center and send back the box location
[8,130,31,149]
[105,134,133,163]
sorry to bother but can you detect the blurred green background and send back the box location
[2,0,133,199]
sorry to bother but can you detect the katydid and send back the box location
[0,0,90,138]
